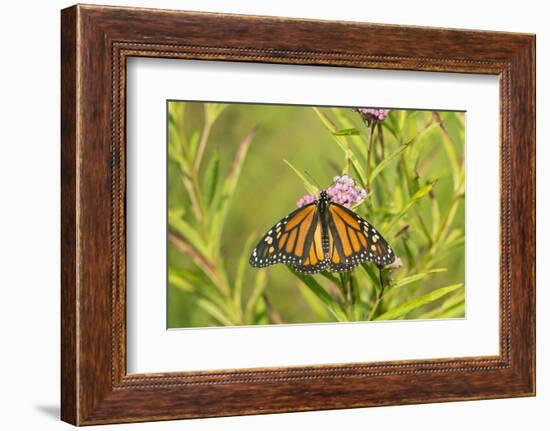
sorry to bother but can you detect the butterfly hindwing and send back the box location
[249,203,322,270]
[327,202,395,271]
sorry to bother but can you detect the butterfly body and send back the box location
[249,190,395,274]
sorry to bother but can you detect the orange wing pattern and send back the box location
[250,203,327,272]
[250,198,395,273]
[291,217,328,274]
[327,203,395,271]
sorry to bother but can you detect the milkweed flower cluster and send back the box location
[296,175,367,208]
[355,108,391,123]
[296,193,316,208]
[327,175,368,207]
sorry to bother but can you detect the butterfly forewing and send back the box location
[249,203,325,271]
[327,202,395,271]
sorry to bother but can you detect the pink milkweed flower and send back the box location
[296,193,316,208]
[296,175,367,208]
[355,108,391,123]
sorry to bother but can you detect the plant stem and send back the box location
[262,293,284,324]
[339,273,354,320]
[193,118,213,172]
[377,123,385,159]
[368,267,387,320]
[366,121,376,189]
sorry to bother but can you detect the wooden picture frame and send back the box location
[61,4,535,425]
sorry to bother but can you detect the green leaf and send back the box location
[291,270,347,322]
[234,234,256,313]
[187,130,200,161]
[245,270,267,322]
[381,121,399,139]
[168,273,195,292]
[387,181,436,229]
[319,271,340,285]
[433,112,461,189]
[370,121,438,184]
[202,151,220,206]
[360,263,381,289]
[205,103,228,123]
[283,159,318,194]
[169,267,204,285]
[169,267,227,306]
[312,107,366,185]
[298,283,332,320]
[375,283,463,321]
[370,142,410,185]
[334,128,360,136]
[401,236,416,268]
[332,107,370,159]
[168,209,210,258]
[419,291,465,319]
[431,194,441,238]
[197,299,234,326]
[312,107,337,132]
[435,302,465,318]
[387,268,447,292]
[209,129,256,246]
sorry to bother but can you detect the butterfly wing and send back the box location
[327,202,395,271]
[249,203,327,273]
[290,211,328,274]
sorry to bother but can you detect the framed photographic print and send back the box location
[61,4,536,425]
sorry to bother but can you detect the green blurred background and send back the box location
[167,101,465,328]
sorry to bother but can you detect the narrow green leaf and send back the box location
[298,283,332,320]
[388,182,435,228]
[312,107,337,132]
[387,268,447,292]
[197,299,234,326]
[169,267,227,307]
[331,136,366,186]
[168,209,210,258]
[360,263,381,289]
[370,142,409,184]
[205,103,228,123]
[319,271,340,285]
[396,110,407,132]
[234,234,257,312]
[168,273,195,292]
[283,159,318,194]
[187,130,200,161]
[169,267,204,285]
[381,121,399,139]
[210,129,255,245]
[431,194,441,238]
[246,270,267,322]
[375,283,463,321]
[168,112,177,130]
[312,107,366,185]
[429,238,465,267]
[419,291,465,319]
[436,302,465,318]
[433,112,460,189]
[401,236,416,268]
[370,121,438,184]
[202,151,220,206]
[332,107,370,159]
[334,128,360,136]
[291,270,347,321]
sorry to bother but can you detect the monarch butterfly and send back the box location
[249,190,395,274]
